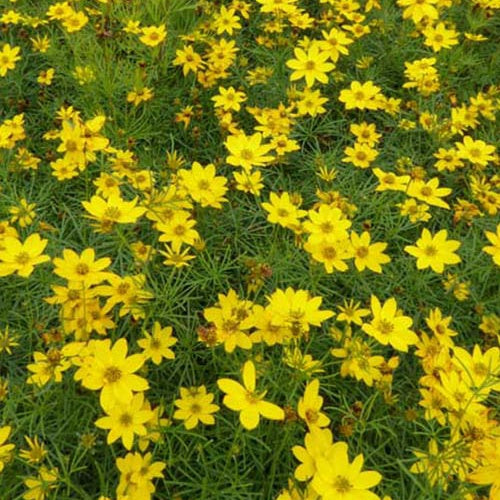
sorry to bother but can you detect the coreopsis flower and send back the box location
[19,437,47,464]
[350,231,391,273]
[331,337,385,387]
[211,86,246,112]
[217,360,284,430]
[82,193,146,233]
[178,162,228,208]
[225,132,274,170]
[292,427,334,482]
[139,25,167,47]
[455,135,496,167]
[350,122,381,146]
[0,326,18,354]
[37,68,55,85]
[406,178,451,209]
[46,2,72,21]
[266,287,334,337]
[483,224,500,266]
[342,142,379,168]
[297,379,330,429]
[26,349,71,386]
[311,441,382,498]
[116,452,165,500]
[339,81,383,110]
[173,45,204,75]
[53,248,111,286]
[74,338,148,407]
[295,88,329,116]
[262,192,307,230]
[95,392,154,450]
[336,299,370,326]
[452,345,500,395]
[23,466,58,500]
[0,234,50,278]
[156,210,199,251]
[423,23,459,52]
[203,289,254,352]
[362,296,418,352]
[137,322,177,365]
[62,11,89,33]
[127,87,154,106]
[319,27,353,62]
[94,273,153,318]
[9,198,36,227]
[405,229,461,273]
[304,237,354,273]
[0,426,15,472]
[0,43,21,77]
[213,6,242,35]
[233,168,264,195]
[397,0,438,23]
[286,44,335,87]
[30,35,51,53]
[173,386,219,429]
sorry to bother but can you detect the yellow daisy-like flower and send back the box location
[217,360,284,430]
[405,229,461,273]
[139,25,167,47]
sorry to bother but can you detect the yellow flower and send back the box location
[297,379,330,429]
[138,322,177,365]
[455,135,496,167]
[319,27,353,62]
[75,338,149,407]
[179,162,228,208]
[225,132,274,171]
[127,87,154,106]
[19,436,47,464]
[339,80,383,110]
[116,452,165,499]
[362,296,418,352]
[483,224,500,266]
[342,142,379,168]
[0,426,15,472]
[30,35,51,53]
[350,231,391,273]
[292,427,334,481]
[0,43,21,77]
[311,441,382,498]
[53,247,111,286]
[217,360,284,430]
[0,234,50,278]
[286,44,335,87]
[37,68,55,85]
[82,193,146,233]
[23,467,58,500]
[397,0,438,23]
[262,192,307,230]
[62,11,88,33]
[211,86,246,112]
[407,177,451,209]
[9,198,36,227]
[213,6,242,35]
[156,210,199,251]
[139,25,167,47]
[423,22,459,52]
[95,392,153,450]
[173,45,204,75]
[173,386,219,429]
[405,229,461,273]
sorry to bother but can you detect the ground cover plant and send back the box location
[0,0,499,498]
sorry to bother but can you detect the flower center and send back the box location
[104,366,122,383]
